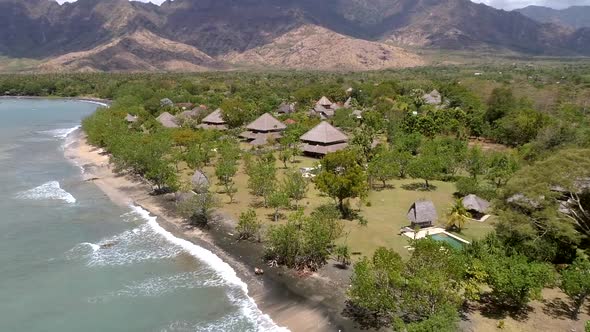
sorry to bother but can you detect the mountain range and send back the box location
[516,5,590,30]
[1,0,590,72]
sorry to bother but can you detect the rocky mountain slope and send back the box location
[1,0,589,72]
[516,6,590,29]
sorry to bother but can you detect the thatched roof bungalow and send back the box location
[125,114,138,123]
[316,96,333,108]
[462,194,491,220]
[422,90,442,105]
[240,113,286,146]
[299,121,348,157]
[407,200,437,228]
[197,109,227,130]
[277,102,296,115]
[178,105,208,120]
[156,112,179,128]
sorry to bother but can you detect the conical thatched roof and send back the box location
[201,108,225,124]
[316,96,332,107]
[300,121,348,144]
[191,170,209,193]
[156,112,179,128]
[246,113,286,132]
[125,114,138,123]
[277,102,295,114]
[407,200,437,226]
[423,90,442,105]
[462,194,491,213]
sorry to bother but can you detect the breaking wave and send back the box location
[16,181,76,204]
[39,125,80,139]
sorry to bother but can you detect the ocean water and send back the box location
[0,99,283,332]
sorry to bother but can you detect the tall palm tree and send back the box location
[446,199,471,232]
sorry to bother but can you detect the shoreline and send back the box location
[0,95,111,106]
[65,131,356,332]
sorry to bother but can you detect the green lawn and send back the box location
[178,153,495,259]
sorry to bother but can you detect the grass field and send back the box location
[178,151,495,259]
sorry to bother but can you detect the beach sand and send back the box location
[65,131,356,332]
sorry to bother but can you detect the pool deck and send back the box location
[401,227,470,244]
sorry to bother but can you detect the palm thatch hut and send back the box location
[277,102,296,115]
[156,112,179,128]
[240,113,286,146]
[316,96,333,108]
[407,200,437,228]
[125,114,138,123]
[197,109,227,130]
[299,121,348,157]
[462,194,491,220]
[191,170,209,193]
[422,90,442,105]
[178,105,208,120]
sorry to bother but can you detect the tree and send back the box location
[560,257,590,319]
[215,159,238,203]
[267,189,289,222]
[484,254,552,309]
[464,146,487,180]
[368,147,399,189]
[335,245,351,267]
[446,199,471,232]
[408,145,444,189]
[278,146,293,168]
[315,150,369,212]
[350,126,375,161]
[486,151,519,188]
[282,170,308,208]
[236,209,261,241]
[220,97,253,128]
[348,241,466,330]
[247,153,277,207]
[485,87,515,124]
[176,191,218,226]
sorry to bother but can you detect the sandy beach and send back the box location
[65,131,356,332]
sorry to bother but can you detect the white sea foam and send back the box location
[89,271,226,303]
[39,125,81,139]
[16,181,76,204]
[130,205,288,332]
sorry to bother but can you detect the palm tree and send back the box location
[446,199,471,232]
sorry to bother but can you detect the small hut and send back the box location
[316,96,333,108]
[197,109,227,130]
[422,90,442,105]
[178,105,208,120]
[160,98,174,108]
[156,112,179,128]
[191,170,209,193]
[300,121,348,157]
[125,114,138,123]
[462,194,491,220]
[240,113,286,146]
[407,200,437,228]
[277,102,295,115]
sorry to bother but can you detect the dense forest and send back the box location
[2,64,590,331]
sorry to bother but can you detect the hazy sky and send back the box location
[54,0,590,10]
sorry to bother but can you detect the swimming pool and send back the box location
[430,233,466,249]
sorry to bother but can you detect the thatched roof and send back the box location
[246,113,286,132]
[316,96,333,107]
[423,90,442,105]
[277,102,295,114]
[191,170,209,192]
[201,108,225,124]
[156,112,179,128]
[462,194,491,213]
[300,121,348,144]
[344,97,352,108]
[301,142,348,155]
[178,106,207,119]
[125,114,138,123]
[160,98,174,107]
[407,200,437,226]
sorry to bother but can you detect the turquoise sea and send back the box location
[0,99,283,332]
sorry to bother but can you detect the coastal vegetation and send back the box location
[2,64,590,330]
